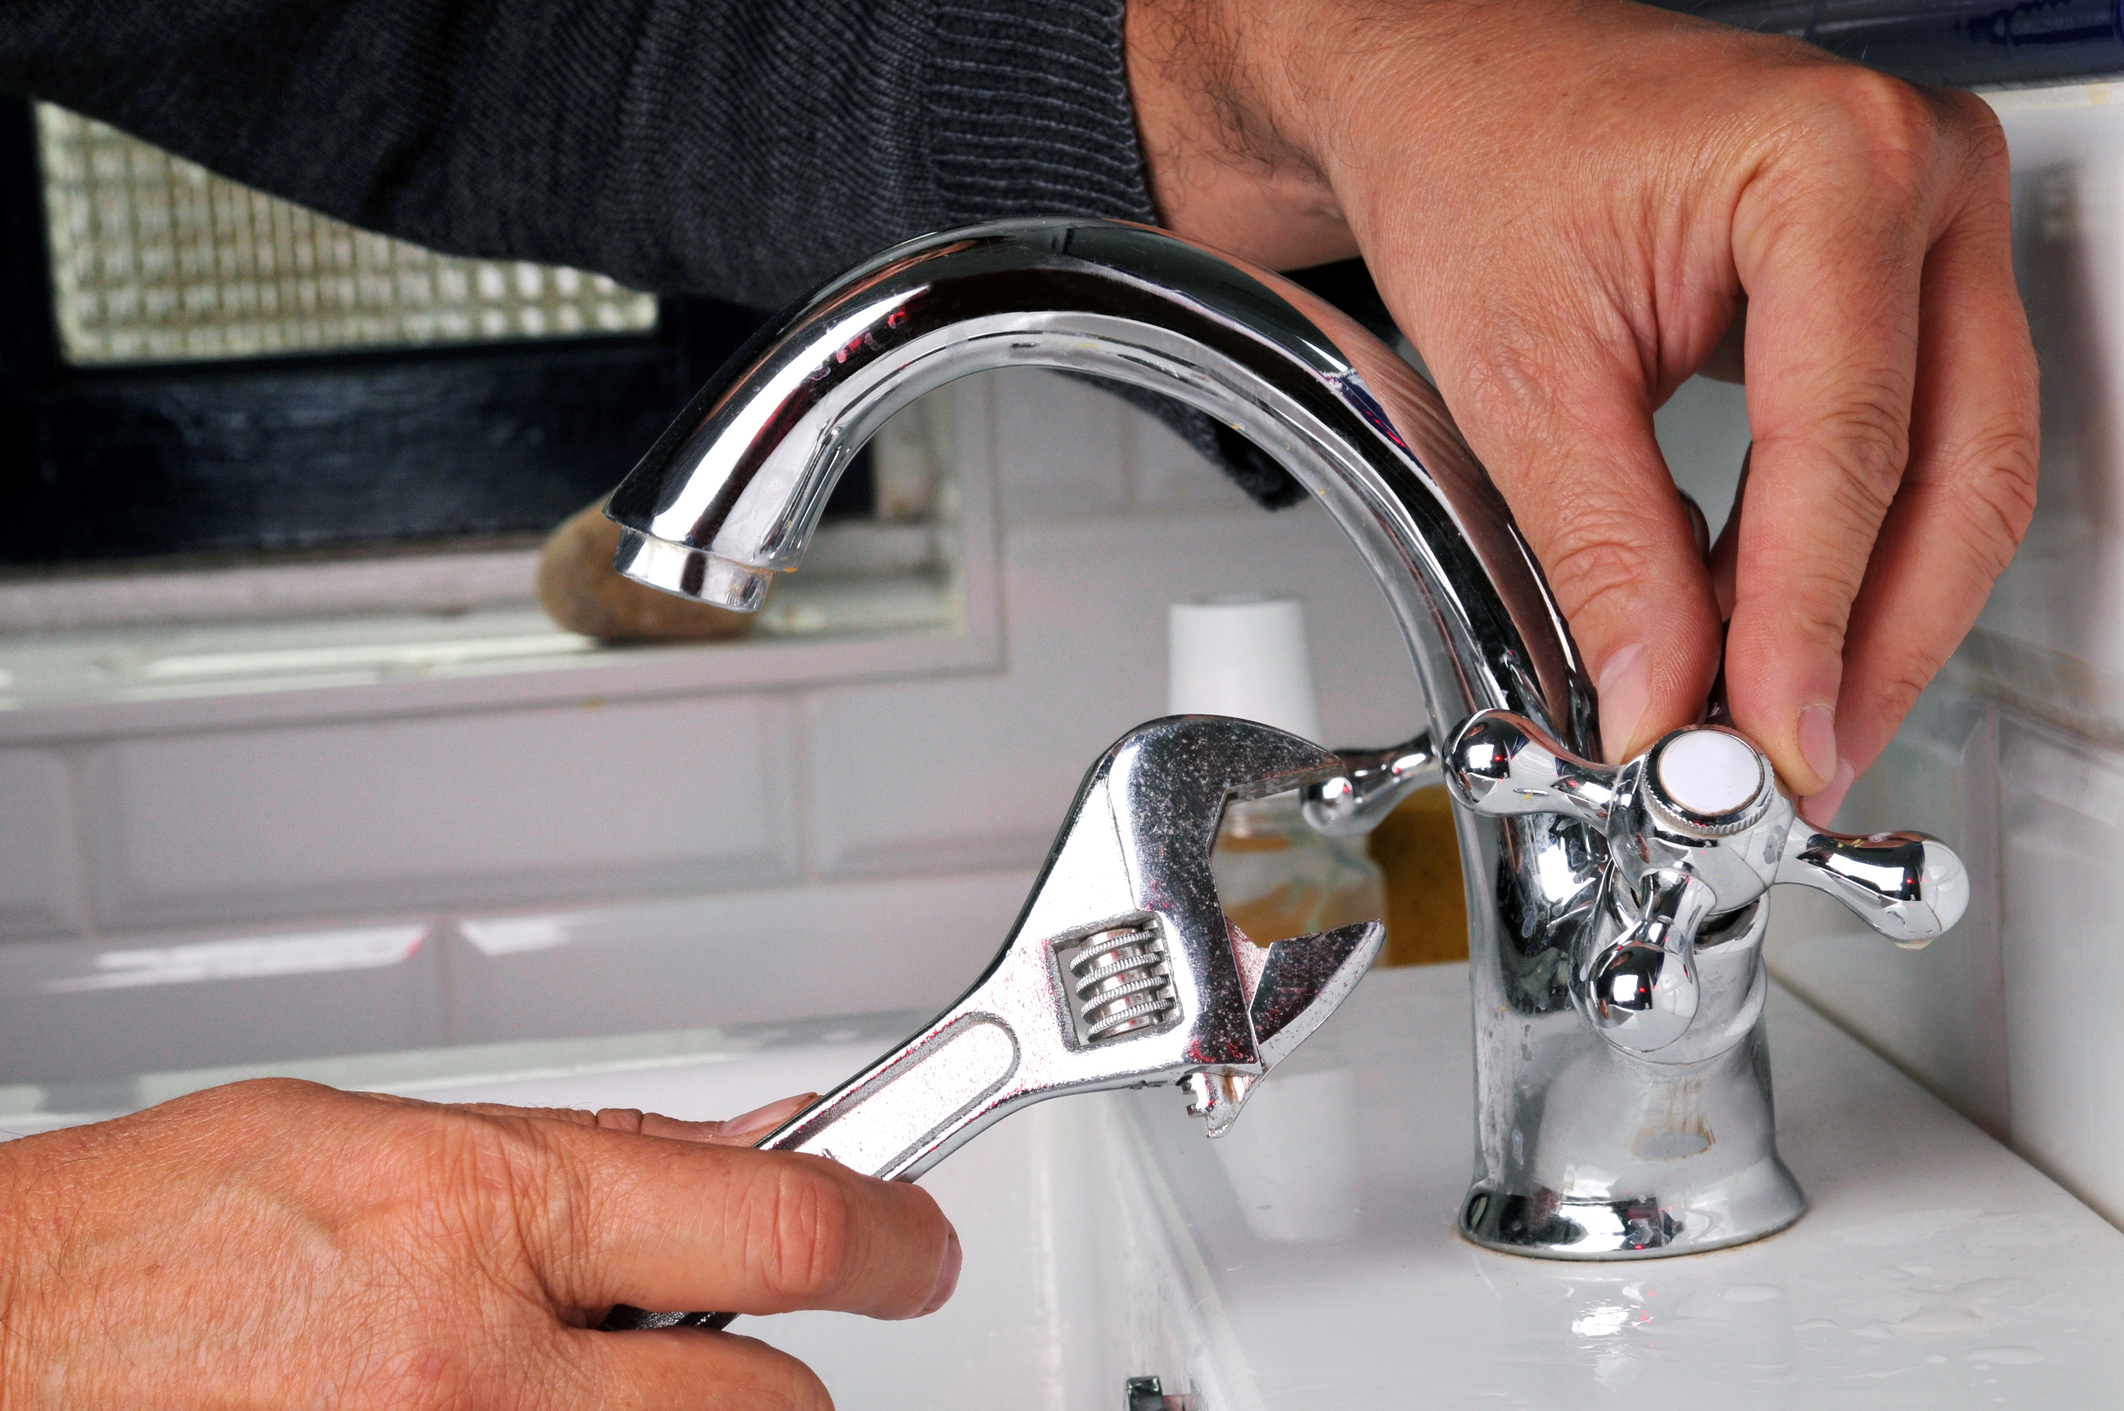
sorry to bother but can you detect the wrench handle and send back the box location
[601,1306,738,1332]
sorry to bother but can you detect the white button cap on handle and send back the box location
[1656,730,1765,816]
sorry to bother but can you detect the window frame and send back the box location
[0,98,1004,745]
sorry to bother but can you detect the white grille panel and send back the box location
[34,104,658,366]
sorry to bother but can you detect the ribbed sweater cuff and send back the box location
[924,0,1157,226]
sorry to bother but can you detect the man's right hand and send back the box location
[1128,0,2039,821]
[0,1079,960,1409]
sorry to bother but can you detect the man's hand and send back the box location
[0,1080,959,1409]
[1128,0,2038,821]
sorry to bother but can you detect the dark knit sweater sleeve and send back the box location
[0,0,1147,307]
[0,0,1301,503]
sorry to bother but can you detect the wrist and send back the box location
[1124,0,1357,268]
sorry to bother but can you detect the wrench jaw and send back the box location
[750,716,1387,1183]
[1188,917,1387,1136]
[1035,716,1385,1130]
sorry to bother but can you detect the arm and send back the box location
[4,0,2037,811]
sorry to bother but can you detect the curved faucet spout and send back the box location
[605,219,1593,750]
[602,217,1806,1260]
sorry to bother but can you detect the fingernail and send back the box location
[1596,643,1652,764]
[1800,759,1855,828]
[720,1092,815,1140]
[921,1228,963,1316]
[1798,705,1839,791]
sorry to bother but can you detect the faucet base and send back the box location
[1457,1154,1805,1259]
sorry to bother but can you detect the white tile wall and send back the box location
[446,870,1033,1045]
[85,695,800,929]
[1995,718,2124,1224]
[1764,686,2011,1142]
[0,749,88,939]
[1986,93,2124,682]
[805,506,1418,879]
[0,870,1040,1086]
[0,918,445,1086]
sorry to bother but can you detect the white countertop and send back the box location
[1112,964,2124,1408]
[10,964,2119,1408]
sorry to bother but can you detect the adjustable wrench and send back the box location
[605,714,1385,1331]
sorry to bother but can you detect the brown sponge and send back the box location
[536,500,756,643]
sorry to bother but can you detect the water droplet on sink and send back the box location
[1723,1284,1782,1303]
[1967,1347,2044,1365]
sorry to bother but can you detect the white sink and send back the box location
[399,964,2124,1408]
[14,965,2122,1407]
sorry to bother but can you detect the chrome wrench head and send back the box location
[761,713,1387,1178]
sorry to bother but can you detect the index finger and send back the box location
[1814,100,2036,820]
[528,1123,959,1321]
[1722,72,1943,795]
[453,1091,818,1146]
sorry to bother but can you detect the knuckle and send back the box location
[1451,310,1560,437]
[1542,529,1656,628]
[1812,67,1939,168]
[1786,595,1853,646]
[721,1342,836,1411]
[1933,85,2011,171]
[1957,96,2011,172]
[161,1076,341,1138]
[1760,396,1909,528]
[592,1108,646,1133]
[1735,583,1853,657]
[757,1160,861,1303]
[1822,451,1903,535]
[1945,428,2039,572]
[1451,305,1644,448]
[1762,67,1944,217]
[410,1111,567,1279]
[221,1075,328,1108]
[1530,480,1701,632]
[762,1352,836,1411]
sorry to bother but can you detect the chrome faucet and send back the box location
[602,218,1967,1260]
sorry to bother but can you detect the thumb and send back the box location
[531,1125,959,1321]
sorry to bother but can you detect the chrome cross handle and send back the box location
[1445,710,1969,1056]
